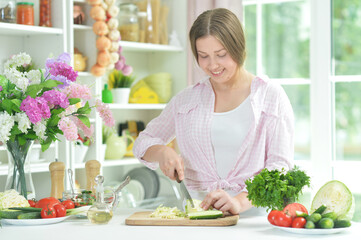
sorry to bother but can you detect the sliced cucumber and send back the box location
[187,210,223,220]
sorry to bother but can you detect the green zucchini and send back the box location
[0,210,24,219]
[187,210,223,220]
[9,207,42,212]
[334,220,351,228]
[17,212,41,219]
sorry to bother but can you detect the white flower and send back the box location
[26,70,41,85]
[14,113,31,134]
[3,53,32,91]
[4,52,31,69]
[0,112,15,143]
[33,119,47,140]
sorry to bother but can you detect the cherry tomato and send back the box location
[41,206,57,218]
[35,197,61,209]
[61,199,75,209]
[274,211,293,227]
[28,199,36,207]
[267,210,280,225]
[283,203,308,219]
[292,217,307,228]
[53,204,67,217]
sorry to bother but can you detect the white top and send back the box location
[211,96,253,179]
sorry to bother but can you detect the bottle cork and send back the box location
[49,160,65,199]
[85,160,101,193]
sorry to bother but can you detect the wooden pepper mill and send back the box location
[85,160,101,193]
[49,159,65,199]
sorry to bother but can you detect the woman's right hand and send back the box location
[143,145,184,181]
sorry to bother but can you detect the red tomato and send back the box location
[274,211,293,227]
[61,200,75,209]
[267,210,280,225]
[283,203,308,219]
[292,217,307,228]
[41,206,57,218]
[53,204,67,217]
[35,197,61,209]
[28,199,36,207]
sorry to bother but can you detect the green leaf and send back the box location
[76,102,91,115]
[42,80,63,88]
[41,140,52,152]
[77,115,90,128]
[69,98,81,105]
[10,125,22,135]
[25,84,43,98]
[2,99,15,114]
[18,135,26,146]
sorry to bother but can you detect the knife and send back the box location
[175,171,195,208]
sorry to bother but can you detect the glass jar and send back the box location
[118,3,139,42]
[0,0,16,23]
[16,2,34,25]
[39,0,52,27]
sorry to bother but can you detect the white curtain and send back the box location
[187,0,243,85]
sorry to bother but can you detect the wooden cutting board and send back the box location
[125,211,239,226]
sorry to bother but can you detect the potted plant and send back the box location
[108,69,135,104]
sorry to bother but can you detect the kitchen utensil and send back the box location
[175,171,194,208]
[67,168,75,197]
[123,167,160,199]
[87,175,114,224]
[85,160,101,193]
[125,211,239,226]
[49,160,65,199]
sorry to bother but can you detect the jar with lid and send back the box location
[39,0,52,27]
[16,2,34,25]
[0,0,16,23]
[118,3,139,42]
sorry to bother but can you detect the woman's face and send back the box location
[196,35,239,84]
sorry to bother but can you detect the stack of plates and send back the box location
[123,167,160,199]
[143,72,172,103]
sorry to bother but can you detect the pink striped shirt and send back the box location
[133,76,294,194]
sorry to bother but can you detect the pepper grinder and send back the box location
[85,160,101,193]
[49,159,65,199]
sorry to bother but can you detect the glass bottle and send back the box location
[87,175,113,224]
[0,0,16,23]
[118,3,139,42]
[39,0,52,27]
[16,2,34,25]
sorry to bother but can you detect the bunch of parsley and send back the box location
[245,166,311,211]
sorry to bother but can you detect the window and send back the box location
[243,0,361,221]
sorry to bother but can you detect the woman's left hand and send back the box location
[200,189,242,215]
[200,190,253,215]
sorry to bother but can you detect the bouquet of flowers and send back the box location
[0,52,114,198]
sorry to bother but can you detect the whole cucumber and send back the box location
[17,212,41,219]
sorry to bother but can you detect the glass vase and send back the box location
[5,139,36,199]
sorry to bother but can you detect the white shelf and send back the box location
[0,162,51,176]
[0,143,55,150]
[73,24,92,31]
[109,103,166,110]
[74,0,86,3]
[73,158,140,169]
[0,22,63,36]
[120,41,183,53]
[102,158,140,167]
[77,72,93,77]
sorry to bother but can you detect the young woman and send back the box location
[133,8,294,215]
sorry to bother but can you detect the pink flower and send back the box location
[42,90,69,108]
[95,99,115,127]
[62,83,92,100]
[122,65,133,76]
[20,96,51,124]
[58,117,78,141]
[72,116,94,138]
[0,86,3,91]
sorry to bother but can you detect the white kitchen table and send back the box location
[1,209,360,240]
